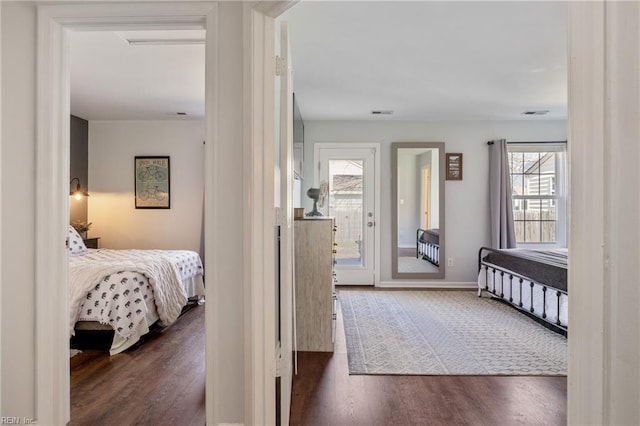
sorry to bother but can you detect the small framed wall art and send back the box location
[446,153,463,180]
[135,156,170,209]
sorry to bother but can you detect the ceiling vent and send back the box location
[371,110,394,116]
[521,110,549,116]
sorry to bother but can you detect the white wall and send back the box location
[1,1,36,416]
[88,121,204,252]
[302,120,567,285]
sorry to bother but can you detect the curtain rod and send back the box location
[486,140,567,145]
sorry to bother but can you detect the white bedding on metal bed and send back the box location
[69,247,205,355]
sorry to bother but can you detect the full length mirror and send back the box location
[391,142,445,279]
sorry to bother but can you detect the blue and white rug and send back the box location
[338,290,567,375]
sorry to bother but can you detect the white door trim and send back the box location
[36,3,218,424]
[568,2,640,424]
[243,5,277,424]
[313,142,381,286]
[277,20,295,426]
[567,2,605,424]
[0,2,3,413]
[243,4,297,424]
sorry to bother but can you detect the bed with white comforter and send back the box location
[67,226,205,354]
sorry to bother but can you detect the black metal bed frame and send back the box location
[478,246,567,336]
[417,228,439,266]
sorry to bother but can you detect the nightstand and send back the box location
[83,237,100,249]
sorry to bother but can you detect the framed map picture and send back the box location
[135,156,170,209]
[446,153,463,180]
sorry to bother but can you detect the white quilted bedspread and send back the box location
[69,249,200,338]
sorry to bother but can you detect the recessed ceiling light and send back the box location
[371,110,394,115]
[521,110,549,115]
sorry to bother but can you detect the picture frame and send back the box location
[446,153,463,180]
[135,156,170,209]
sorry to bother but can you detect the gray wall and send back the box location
[70,115,88,224]
[302,120,568,285]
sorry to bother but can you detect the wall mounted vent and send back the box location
[371,110,394,115]
[521,110,549,115]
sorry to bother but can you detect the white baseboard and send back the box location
[377,281,477,289]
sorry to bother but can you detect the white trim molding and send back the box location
[35,3,218,425]
[0,2,3,413]
[567,2,606,424]
[569,1,640,424]
[243,5,275,424]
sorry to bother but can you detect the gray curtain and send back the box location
[489,139,516,248]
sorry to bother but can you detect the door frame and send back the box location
[35,1,296,424]
[35,3,219,424]
[276,20,295,425]
[313,142,381,286]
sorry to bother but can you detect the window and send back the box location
[508,143,567,247]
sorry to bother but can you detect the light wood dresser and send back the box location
[294,217,336,352]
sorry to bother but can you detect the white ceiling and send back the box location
[69,1,567,122]
[70,30,205,121]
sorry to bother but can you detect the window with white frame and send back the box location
[508,143,567,247]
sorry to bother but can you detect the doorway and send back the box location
[315,144,380,285]
[34,4,221,424]
[67,27,206,422]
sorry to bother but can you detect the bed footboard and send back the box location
[417,228,439,266]
[478,246,567,335]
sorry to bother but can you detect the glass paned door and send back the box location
[318,147,376,285]
[328,160,364,266]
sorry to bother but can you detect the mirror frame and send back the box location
[391,142,446,279]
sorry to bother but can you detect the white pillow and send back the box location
[68,225,88,255]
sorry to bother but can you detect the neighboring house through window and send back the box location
[508,142,567,247]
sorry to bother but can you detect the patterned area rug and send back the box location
[339,290,567,375]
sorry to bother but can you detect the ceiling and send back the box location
[70,30,205,121]
[69,1,567,122]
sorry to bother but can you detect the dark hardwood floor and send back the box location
[290,298,567,426]
[71,296,567,426]
[70,304,205,426]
